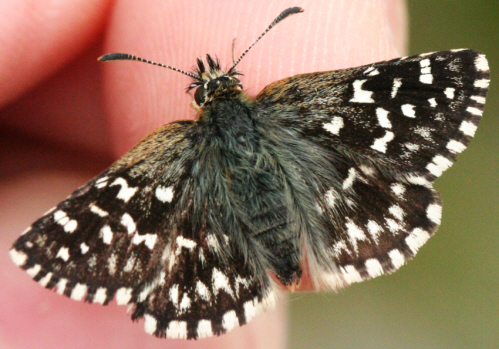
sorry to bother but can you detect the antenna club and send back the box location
[98,53,132,62]
[229,7,304,72]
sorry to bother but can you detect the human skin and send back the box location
[0,0,407,348]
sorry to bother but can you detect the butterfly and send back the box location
[10,7,489,340]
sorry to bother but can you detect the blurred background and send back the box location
[288,1,499,348]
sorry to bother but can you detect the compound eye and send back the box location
[194,85,205,105]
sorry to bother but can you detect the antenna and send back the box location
[98,8,304,78]
[98,53,198,79]
[229,7,303,72]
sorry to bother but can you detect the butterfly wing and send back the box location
[256,49,489,289]
[10,121,275,339]
[258,50,489,180]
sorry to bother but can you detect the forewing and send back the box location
[10,121,274,339]
[257,50,489,180]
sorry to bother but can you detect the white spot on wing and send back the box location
[459,121,478,137]
[419,59,433,84]
[420,74,433,84]
[176,236,197,250]
[169,284,179,307]
[166,320,188,339]
[123,255,136,272]
[447,140,466,153]
[9,249,28,266]
[405,228,431,254]
[342,168,357,190]
[179,294,191,313]
[388,249,405,269]
[470,95,486,104]
[116,287,133,305]
[132,233,157,249]
[332,241,348,256]
[365,259,384,277]
[364,66,375,74]
[475,54,489,71]
[144,314,157,335]
[100,225,113,244]
[55,278,68,295]
[206,234,221,253]
[53,210,67,223]
[428,98,437,107]
[474,79,489,88]
[323,116,344,135]
[371,131,394,153]
[54,210,78,233]
[71,283,87,301]
[121,213,136,234]
[196,281,211,301]
[90,204,108,217]
[444,87,455,99]
[404,143,420,152]
[108,254,118,275]
[376,108,392,128]
[197,320,213,339]
[350,79,374,103]
[56,247,70,261]
[359,165,376,176]
[401,104,416,118]
[212,268,234,298]
[93,287,107,304]
[367,220,383,241]
[420,58,431,67]
[222,310,239,331]
[95,176,109,188]
[467,106,483,117]
[38,272,53,287]
[110,178,138,202]
[391,78,402,98]
[341,265,363,284]
[26,264,41,278]
[345,219,367,251]
[325,188,337,207]
[389,205,405,221]
[426,155,453,177]
[80,243,89,254]
[391,183,406,197]
[155,185,174,203]
[426,204,442,225]
[406,175,432,187]
[64,220,78,233]
[386,218,403,233]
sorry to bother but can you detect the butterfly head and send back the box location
[188,54,243,107]
[98,7,303,108]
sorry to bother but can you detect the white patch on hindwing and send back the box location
[323,116,344,135]
[371,131,394,153]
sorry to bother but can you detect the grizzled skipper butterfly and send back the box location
[10,7,489,339]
